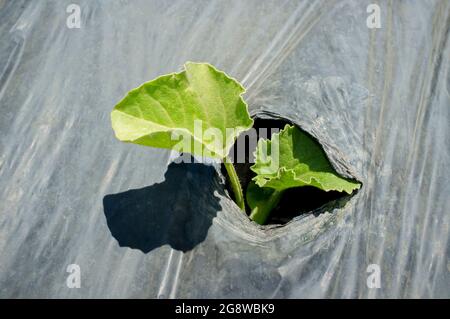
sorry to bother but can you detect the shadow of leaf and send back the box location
[103,159,224,253]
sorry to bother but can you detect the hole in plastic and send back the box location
[222,117,357,225]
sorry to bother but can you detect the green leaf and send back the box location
[111,62,253,159]
[250,124,361,194]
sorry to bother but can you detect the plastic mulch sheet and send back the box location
[0,0,449,298]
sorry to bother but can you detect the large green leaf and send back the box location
[250,124,361,194]
[111,62,253,158]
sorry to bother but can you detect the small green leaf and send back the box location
[111,62,253,158]
[250,124,361,194]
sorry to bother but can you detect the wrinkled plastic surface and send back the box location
[0,0,449,298]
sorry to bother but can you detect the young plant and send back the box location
[247,124,361,224]
[111,62,361,225]
[111,62,253,211]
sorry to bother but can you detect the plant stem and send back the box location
[249,190,284,225]
[223,158,246,212]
